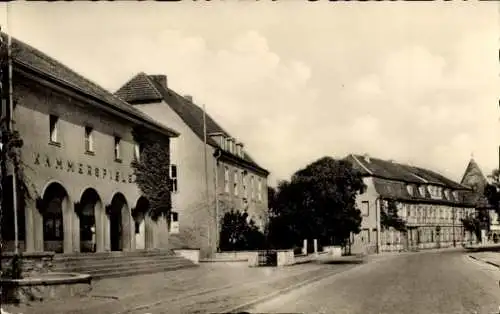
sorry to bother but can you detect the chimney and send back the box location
[149,74,167,89]
[363,154,370,163]
[236,142,244,158]
[184,95,193,102]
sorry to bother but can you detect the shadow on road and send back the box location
[317,259,366,265]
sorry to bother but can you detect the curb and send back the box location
[468,255,500,269]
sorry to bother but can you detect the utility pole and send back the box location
[0,26,5,303]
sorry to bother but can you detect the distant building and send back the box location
[1,35,179,254]
[115,73,270,257]
[345,154,476,254]
[460,158,499,241]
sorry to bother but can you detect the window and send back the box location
[406,185,414,196]
[84,126,94,153]
[361,201,369,216]
[170,212,179,234]
[418,185,426,197]
[361,229,370,243]
[134,143,141,161]
[258,179,262,201]
[242,171,247,199]
[170,164,178,193]
[224,167,230,193]
[49,115,59,143]
[114,136,121,161]
[250,176,255,200]
[234,171,239,196]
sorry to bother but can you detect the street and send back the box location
[248,250,500,314]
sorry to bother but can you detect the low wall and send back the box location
[247,252,259,267]
[1,273,92,304]
[277,250,294,266]
[323,246,343,257]
[215,251,259,262]
[173,249,200,264]
[1,252,55,279]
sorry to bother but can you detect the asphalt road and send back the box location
[248,250,500,314]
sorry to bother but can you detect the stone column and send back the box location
[313,239,318,256]
[157,216,169,249]
[95,201,105,252]
[33,204,44,252]
[121,203,132,251]
[104,211,111,252]
[62,196,73,253]
[72,208,80,253]
[144,216,156,249]
[302,239,307,255]
[24,198,35,252]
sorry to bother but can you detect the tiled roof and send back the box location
[6,33,178,138]
[115,72,163,103]
[372,177,475,207]
[460,158,492,209]
[347,154,468,190]
[115,73,268,175]
[346,154,475,206]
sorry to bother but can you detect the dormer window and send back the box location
[418,185,426,197]
[406,185,414,196]
[444,189,451,200]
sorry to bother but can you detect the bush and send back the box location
[219,210,266,251]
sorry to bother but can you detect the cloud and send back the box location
[3,3,498,185]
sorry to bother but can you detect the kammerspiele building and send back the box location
[1,34,179,255]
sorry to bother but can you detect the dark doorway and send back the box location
[42,182,67,253]
[110,209,122,251]
[79,188,100,253]
[109,193,127,251]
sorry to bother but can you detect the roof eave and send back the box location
[15,60,180,138]
[215,148,270,176]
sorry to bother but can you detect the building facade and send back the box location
[346,154,476,254]
[115,73,270,257]
[460,158,499,241]
[2,36,179,254]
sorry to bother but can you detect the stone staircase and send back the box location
[52,250,197,280]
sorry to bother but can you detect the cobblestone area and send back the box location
[3,258,363,314]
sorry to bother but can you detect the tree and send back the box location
[461,213,481,243]
[267,157,366,249]
[380,200,407,232]
[219,210,265,251]
[131,128,172,221]
[485,169,500,218]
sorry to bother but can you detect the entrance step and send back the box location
[52,250,197,280]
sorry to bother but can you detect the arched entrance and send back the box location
[133,197,149,250]
[41,182,68,253]
[107,193,131,251]
[77,188,102,253]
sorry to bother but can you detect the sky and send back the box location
[0,2,498,186]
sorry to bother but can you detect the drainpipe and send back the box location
[214,149,222,252]
[375,196,382,254]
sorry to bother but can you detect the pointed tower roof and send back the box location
[460,158,488,193]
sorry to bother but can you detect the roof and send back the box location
[460,158,492,209]
[115,73,269,175]
[346,154,474,206]
[347,154,468,190]
[5,33,179,138]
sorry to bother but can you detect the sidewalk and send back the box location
[469,251,500,268]
[3,256,366,314]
